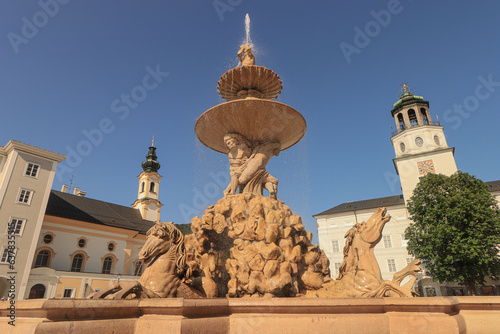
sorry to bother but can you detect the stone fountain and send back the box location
[2,20,500,334]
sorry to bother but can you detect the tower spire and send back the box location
[133,141,163,222]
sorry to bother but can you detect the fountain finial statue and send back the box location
[237,44,255,66]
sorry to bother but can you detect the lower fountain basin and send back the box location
[195,98,306,153]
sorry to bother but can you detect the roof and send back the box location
[314,180,500,217]
[486,180,500,192]
[314,195,405,217]
[45,190,154,234]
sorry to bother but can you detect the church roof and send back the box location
[314,180,500,217]
[45,190,155,234]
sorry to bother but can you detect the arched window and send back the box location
[34,250,50,268]
[102,257,113,274]
[408,109,418,127]
[71,254,84,272]
[397,113,405,131]
[28,284,46,299]
[134,261,143,276]
[420,108,429,125]
[33,247,55,269]
[150,182,155,192]
[141,182,145,193]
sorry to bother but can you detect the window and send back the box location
[71,254,84,272]
[77,238,87,248]
[387,259,397,272]
[25,163,40,177]
[7,218,25,236]
[0,247,16,264]
[107,242,115,252]
[63,288,75,298]
[408,109,418,127]
[400,234,408,247]
[43,233,54,244]
[134,261,143,276]
[331,240,340,253]
[102,257,113,274]
[17,189,33,205]
[397,113,405,131]
[34,250,50,268]
[150,182,155,192]
[334,262,342,276]
[420,108,429,125]
[28,284,46,299]
[141,182,145,193]
[383,235,392,248]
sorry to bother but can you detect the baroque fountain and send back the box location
[2,16,500,334]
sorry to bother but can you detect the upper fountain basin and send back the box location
[217,65,283,101]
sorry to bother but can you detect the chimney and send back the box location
[76,190,86,197]
[61,184,69,193]
[73,187,80,195]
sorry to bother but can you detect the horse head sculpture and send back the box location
[357,207,391,245]
[89,222,193,299]
[140,222,187,278]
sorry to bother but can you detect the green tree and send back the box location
[405,172,500,295]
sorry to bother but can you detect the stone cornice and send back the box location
[1,140,66,162]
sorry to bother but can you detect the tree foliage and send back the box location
[405,172,500,294]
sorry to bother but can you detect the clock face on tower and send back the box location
[417,160,435,175]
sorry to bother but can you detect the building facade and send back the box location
[0,141,166,300]
[0,140,65,300]
[315,89,500,296]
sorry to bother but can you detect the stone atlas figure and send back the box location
[223,133,280,199]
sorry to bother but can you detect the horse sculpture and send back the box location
[90,222,216,299]
[310,207,421,298]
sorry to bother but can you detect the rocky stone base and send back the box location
[2,297,500,333]
[185,194,330,298]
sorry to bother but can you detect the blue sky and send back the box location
[1,1,499,243]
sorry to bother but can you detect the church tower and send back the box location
[132,140,163,222]
[390,84,458,203]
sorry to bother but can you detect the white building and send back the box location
[315,89,500,297]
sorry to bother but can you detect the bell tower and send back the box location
[132,139,163,222]
[390,84,458,202]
